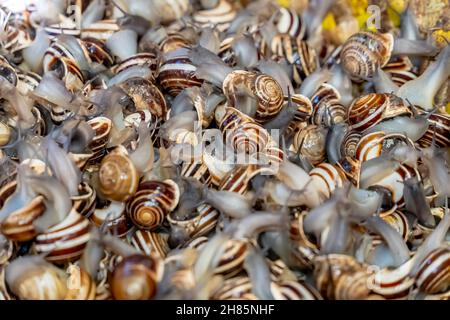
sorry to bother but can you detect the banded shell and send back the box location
[112,52,159,81]
[222,71,284,123]
[87,117,112,163]
[153,0,190,23]
[80,38,114,68]
[355,131,415,162]
[81,20,120,41]
[340,32,394,81]
[289,211,319,269]
[310,84,346,126]
[291,124,327,166]
[118,77,167,118]
[284,94,313,138]
[158,48,203,96]
[382,56,417,87]
[72,182,96,218]
[125,180,180,230]
[415,247,450,294]
[341,130,362,158]
[368,259,415,299]
[213,239,249,278]
[212,276,257,300]
[110,254,162,300]
[35,209,90,263]
[193,0,237,32]
[271,281,323,300]
[274,7,306,40]
[347,93,411,131]
[129,229,170,258]
[181,159,212,186]
[90,201,132,237]
[309,163,347,199]
[98,147,139,202]
[417,113,450,148]
[270,36,317,86]
[0,182,45,242]
[157,32,192,54]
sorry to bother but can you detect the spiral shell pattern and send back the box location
[415,247,450,294]
[193,0,237,32]
[126,180,180,230]
[340,32,394,80]
[292,124,327,166]
[310,84,346,126]
[87,116,112,163]
[112,52,159,81]
[275,7,305,39]
[98,150,139,202]
[417,113,450,148]
[214,239,249,278]
[355,131,415,162]
[309,163,347,199]
[130,230,170,259]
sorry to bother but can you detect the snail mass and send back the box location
[0,0,449,301]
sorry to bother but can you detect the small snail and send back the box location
[110,254,161,300]
[98,147,139,202]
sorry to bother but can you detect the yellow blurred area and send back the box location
[277,0,291,7]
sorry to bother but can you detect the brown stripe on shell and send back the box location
[129,229,170,258]
[415,247,450,294]
[193,0,237,32]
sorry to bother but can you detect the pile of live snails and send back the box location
[0,0,449,300]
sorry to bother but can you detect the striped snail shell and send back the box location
[5,256,68,300]
[212,276,257,300]
[152,0,190,23]
[71,182,96,218]
[0,182,45,242]
[193,0,237,32]
[291,124,327,166]
[367,258,415,299]
[382,56,417,87]
[129,229,170,259]
[310,84,346,127]
[313,254,369,300]
[284,94,313,138]
[87,116,112,163]
[16,70,41,95]
[81,20,120,41]
[181,159,212,186]
[98,147,139,202]
[0,122,12,147]
[270,281,323,300]
[222,71,284,123]
[124,110,160,145]
[110,254,162,300]
[347,93,411,131]
[79,38,114,68]
[417,113,450,148]
[289,211,319,269]
[226,121,270,156]
[118,77,167,118]
[158,48,203,96]
[112,52,160,81]
[340,32,394,81]
[415,247,450,294]
[90,201,132,237]
[340,130,362,158]
[355,131,415,162]
[65,265,96,300]
[274,7,306,40]
[157,32,192,54]
[213,239,249,278]
[309,162,347,199]
[125,180,180,230]
[270,36,317,86]
[35,209,90,264]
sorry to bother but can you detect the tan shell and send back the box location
[65,265,96,300]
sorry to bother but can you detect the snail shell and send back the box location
[355,131,415,162]
[71,182,96,218]
[291,124,327,166]
[87,116,112,163]
[193,0,237,32]
[310,84,346,127]
[214,239,249,278]
[90,201,132,237]
[35,209,90,264]
[226,121,270,156]
[158,48,203,96]
[284,94,313,138]
[16,70,41,95]
[0,182,45,242]
[367,258,415,299]
[222,71,284,123]
[309,163,347,199]
[125,180,180,230]
[212,276,257,300]
[181,159,212,186]
[98,147,139,202]
[158,32,192,54]
[289,211,319,269]
[340,32,394,81]
[382,56,417,87]
[340,130,362,158]
[417,113,450,148]
[129,229,170,259]
[152,0,190,23]
[5,256,68,300]
[347,93,411,131]
[270,36,317,86]
[313,254,370,300]
[274,7,306,40]
[81,20,120,41]
[110,254,162,300]
[0,122,12,147]
[270,281,323,300]
[415,247,450,294]
[80,38,114,68]
[118,77,167,118]
[65,265,96,300]
[113,52,160,81]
